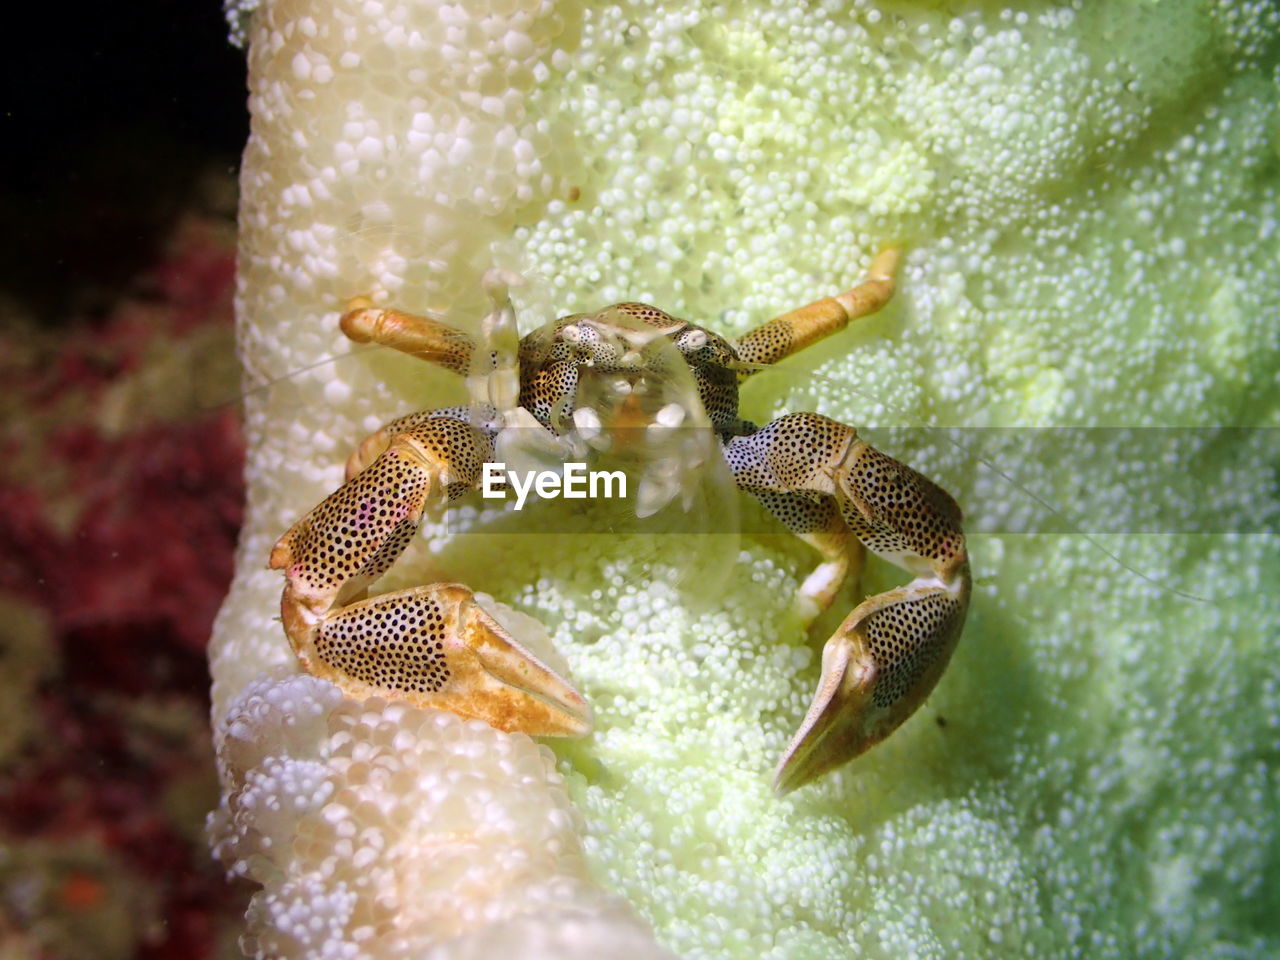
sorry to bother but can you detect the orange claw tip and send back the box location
[772,637,880,795]
[460,598,594,738]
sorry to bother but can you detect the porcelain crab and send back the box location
[269,249,970,792]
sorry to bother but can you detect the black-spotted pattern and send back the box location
[733,313,801,367]
[861,590,965,710]
[280,416,492,597]
[608,302,683,330]
[283,448,429,595]
[346,406,502,477]
[515,314,580,429]
[725,411,966,576]
[517,360,578,429]
[730,294,853,374]
[750,489,842,537]
[315,590,453,695]
[408,416,493,500]
[724,412,854,492]
[677,331,742,436]
[719,409,969,789]
[374,407,495,436]
[839,443,964,566]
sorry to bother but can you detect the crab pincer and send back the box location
[725,413,970,792]
[269,415,591,737]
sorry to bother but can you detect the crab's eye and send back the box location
[555,320,622,367]
[672,325,738,368]
[678,328,708,352]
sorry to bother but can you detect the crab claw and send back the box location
[270,416,591,738]
[283,580,592,737]
[723,413,970,793]
[773,571,969,794]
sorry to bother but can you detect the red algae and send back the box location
[0,209,250,959]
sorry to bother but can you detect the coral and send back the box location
[0,213,247,957]
[211,1,1280,958]
[212,671,669,958]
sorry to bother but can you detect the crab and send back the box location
[269,249,970,793]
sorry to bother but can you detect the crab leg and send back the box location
[733,247,900,371]
[340,274,534,466]
[340,298,475,374]
[269,415,592,737]
[748,490,865,625]
[340,409,477,481]
[725,412,969,793]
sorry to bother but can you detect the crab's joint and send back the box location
[725,412,969,793]
[733,246,901,371]
[270,417,593,738]
[794,532,864,628]
[473,270,524,415]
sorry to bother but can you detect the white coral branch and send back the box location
[211,672,665,958]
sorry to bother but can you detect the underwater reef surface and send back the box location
[0,210,249,958]
[212,1,1280,958]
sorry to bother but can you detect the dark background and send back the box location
[0,0,248,324]
[1,4,254,957]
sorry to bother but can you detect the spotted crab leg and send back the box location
[725,412,970,793]
[340,277,572,482]
[269,414,592,737]
[732,247,900,372]
[340,297,475,374]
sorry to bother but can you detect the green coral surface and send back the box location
[220,0,1280,957]
[502,3,1280,957]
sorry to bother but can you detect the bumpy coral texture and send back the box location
[211,1,1280,958]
